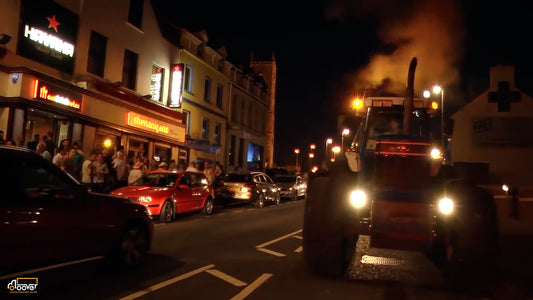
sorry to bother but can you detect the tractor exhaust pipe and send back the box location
[403,57,417,135]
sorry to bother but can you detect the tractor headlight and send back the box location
[430,147,443,160]
[438,197,454,215]
[138,196,152,203]
[349,190,367,208]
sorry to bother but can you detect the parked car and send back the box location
[0,145,153,275]
[110,170,214,222]
[217,171,280,208]
[273,174,307,201]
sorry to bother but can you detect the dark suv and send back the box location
[217,171,280,208]
[0,145,153,275]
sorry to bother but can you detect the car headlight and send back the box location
[349,190,367,208]
[438,197,453,214]
[138,196,152,203]
[241,186,249,193]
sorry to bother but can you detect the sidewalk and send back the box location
[494,218,533,299]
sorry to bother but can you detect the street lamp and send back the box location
[294,148,300,173]
[325,138,332,161]
[331,145,341,162]
[308,152,314,169]
[341,128,350,150]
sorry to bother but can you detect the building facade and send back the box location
[0,0,276,173]
[250,55,277,168]
[0,0,189,170]
[451,65,533,186]
[170,29,230,168]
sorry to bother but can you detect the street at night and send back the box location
[2,200,532,299]
[2,1,533,299]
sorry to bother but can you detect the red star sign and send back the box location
[47,14,61,32]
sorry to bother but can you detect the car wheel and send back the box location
[442,186,499,288]
[255,194,265,208]
[117,222,150,266]
[159,201,174,223]
[303,168,359,278]
[203,197,214,215]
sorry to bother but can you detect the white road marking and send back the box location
[256,247,286,257]
[119,264,215,300]
[294,246,303,253]
[230,273,273,300]
[256,229,302,248]
[0,256,104,281]
[292,235,302,240]
[205,269,247,286]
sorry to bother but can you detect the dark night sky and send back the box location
[152,0,533,166]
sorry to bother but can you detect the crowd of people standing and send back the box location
[1,131,227,195]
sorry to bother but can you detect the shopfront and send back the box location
[0,71,187,168]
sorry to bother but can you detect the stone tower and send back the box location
[251,53,277,168]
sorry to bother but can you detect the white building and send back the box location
[451,65,533,187]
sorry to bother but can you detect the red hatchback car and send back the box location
[111,170,214,222]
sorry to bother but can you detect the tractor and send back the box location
[302,58,499,284]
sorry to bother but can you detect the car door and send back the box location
[263,174,277,200]
[174,172,198,213]
[253,174,265,199]
[0,155,102,271]
[189,173,207,210]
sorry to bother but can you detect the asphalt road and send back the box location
[2,199,531,299]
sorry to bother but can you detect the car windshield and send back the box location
[223,173,253,183]
[274,176,296,183]
[132,173,178,187]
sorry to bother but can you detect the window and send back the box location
[87,31,107,77]
[184,65,193,93]
[214,123,221,145]
[128,0,143,29]
[238,138,244,167]
[197,43,205,57]
[229,135,235,165]
[122,49,138,89]
[216,84,223,108]
[201,118,209,141]
[183,110,191,137]
[150,65,164,102]
[240,101,245,125]
[204,77,212,102]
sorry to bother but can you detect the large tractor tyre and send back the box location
[303,156,359,278]
[442,183,499,286]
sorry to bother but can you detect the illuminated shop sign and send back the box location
[33,80,82,110]
[150,66,164,102]
[18,0,79,73]
[169,64,184,108]
[126,112,170,134]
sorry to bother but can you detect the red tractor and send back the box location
[302,58,499,283]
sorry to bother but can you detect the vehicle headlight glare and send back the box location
[438,197,453,214]
[430,148,442,159]
[349,190,366,208]
[139,196,152,203]
[241,187,249,193]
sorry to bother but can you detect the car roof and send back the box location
[0,145,34,153]
[147,170,205,176]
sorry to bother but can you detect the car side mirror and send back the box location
[179,183,189,189]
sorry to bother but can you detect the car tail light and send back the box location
[241,183,255,193]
